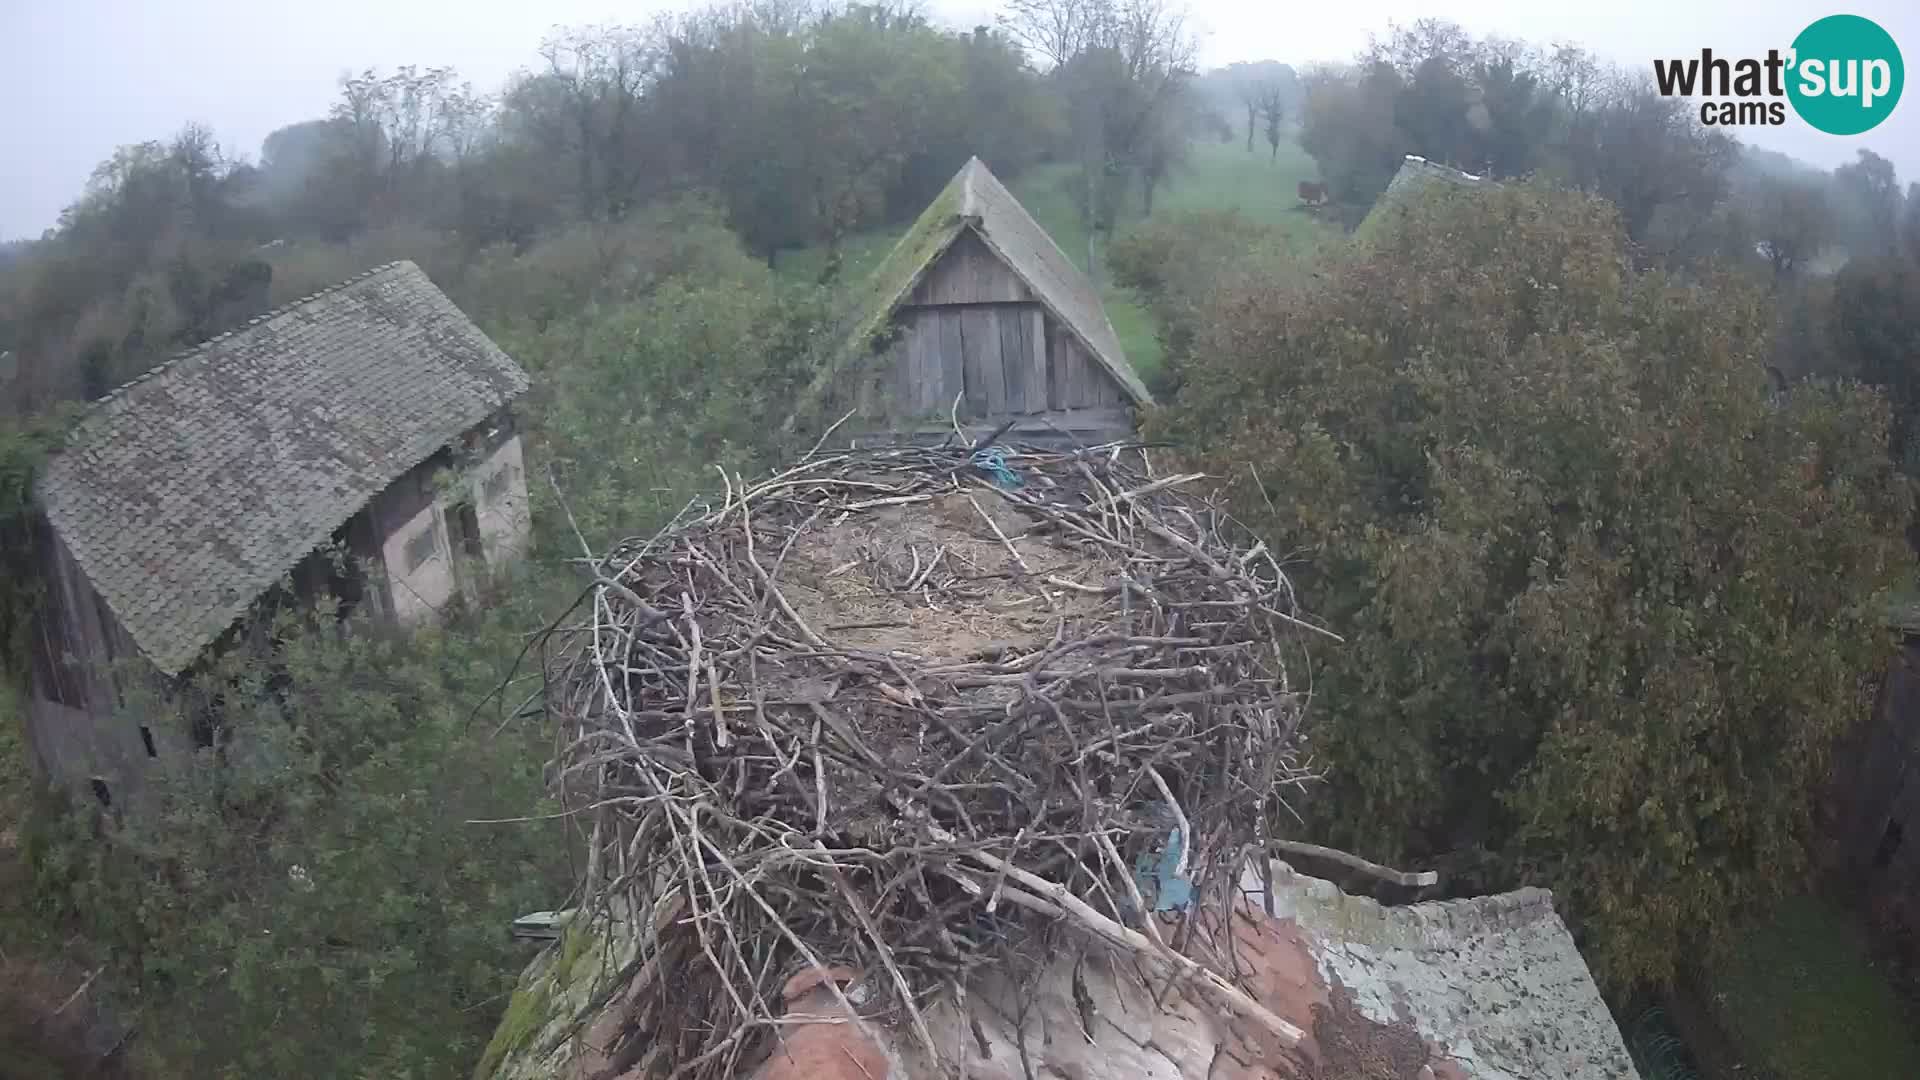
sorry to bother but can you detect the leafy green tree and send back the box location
[1834,149,1903,258]
[2,126,271,407]
[1001,0,1199,242]
[1561,75,1737,256]
[1830,255,1920,471]
[1362,25,1554,178]
[1751,175,1831,281]
[1108,208,1300,394]
[1470,51,1554,176]
[1298,61,1407,210]
[499,225,827,548]
[1903,182,1920,262]
[1155,182,1910,988]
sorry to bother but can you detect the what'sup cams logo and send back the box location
[1654,14,1903,134]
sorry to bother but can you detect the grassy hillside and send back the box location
[779,137,1335,386]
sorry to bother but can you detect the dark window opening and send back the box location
[1872,818,1905,871]
[139,724,157,758]
[449,502,485,563]
[189,687,221,749]
[89,777,111,808]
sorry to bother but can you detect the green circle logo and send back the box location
[1787,15,1903,135]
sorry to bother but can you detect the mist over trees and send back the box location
[6,3,1920,1075]
[0,0,1240,416]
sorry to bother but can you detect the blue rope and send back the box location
[969,447,1025,490]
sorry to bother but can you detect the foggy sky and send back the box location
[2,0,1916,241]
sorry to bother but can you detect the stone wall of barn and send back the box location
[470,432,531,568]
[364,410,531,623]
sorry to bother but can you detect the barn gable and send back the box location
[797,157,1149,442]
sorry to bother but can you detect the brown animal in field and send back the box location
[1297,181,1328,206]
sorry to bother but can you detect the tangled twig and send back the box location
[540,440,1323,1078]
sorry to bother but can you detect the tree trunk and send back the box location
[1246,104,1256,152]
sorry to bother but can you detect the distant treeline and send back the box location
[1299,21,1918,270]
[0,0,1229,414]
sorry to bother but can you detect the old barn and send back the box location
[805,156,1151,446]
[25,261,533,799]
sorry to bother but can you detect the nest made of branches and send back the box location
[539,438,1328,1078]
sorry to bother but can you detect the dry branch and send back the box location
[539,440,1322,1079]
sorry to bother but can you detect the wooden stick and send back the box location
[961,852,1304,1048]
[1271,841,1439,888]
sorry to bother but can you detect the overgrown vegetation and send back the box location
[17,591,575,1077]
[0,409,75,683]
[1706,893,1920,1079]
[7,1,1920,1075]
[1155,182,1912,988]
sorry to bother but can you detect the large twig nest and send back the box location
[539,439,1326,1078]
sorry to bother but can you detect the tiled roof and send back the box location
[1251,862,1638,1079]
[482,861,1638,1080]
[806,156,1151,416]
[38,261,529,676]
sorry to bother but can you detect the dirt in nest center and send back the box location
[779,489,1109,662]
[1305,986,1441,1080]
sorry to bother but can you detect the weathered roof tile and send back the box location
[39,261,529,676]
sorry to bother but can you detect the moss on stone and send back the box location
[472,975,553,1080]
[471,919,619,1080]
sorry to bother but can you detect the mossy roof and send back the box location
[798,157,1150,424]
[1356,154,1489,240]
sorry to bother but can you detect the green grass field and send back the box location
[1707,893,1920,1080]
[779,137,1336,387]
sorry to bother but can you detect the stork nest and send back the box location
[539,440,1326,1078]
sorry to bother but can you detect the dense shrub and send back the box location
[1155,182,1911,987]
[504,258,830,551]
[1108,209,1291,395]
[24,587,576,1079]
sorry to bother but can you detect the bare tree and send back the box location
[1237,74,1260,152]
[1001,0,1198,273]
[1258,83,1285,161]
[998,0,1111,68]
[536,25,661,220]
[1545,44,1602,121]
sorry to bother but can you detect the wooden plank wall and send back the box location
[907,231,1034,306]
[25,518,172,794]
[1049,325,1127,410]
[864,227,1131,428]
